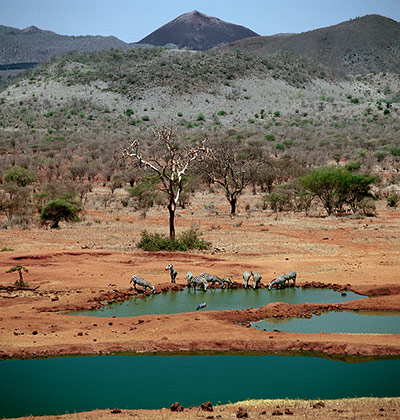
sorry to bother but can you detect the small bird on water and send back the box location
[196,302,207,310]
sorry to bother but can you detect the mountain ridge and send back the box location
[221,14,400,74]
[0,24,130,65]
[0,13,399,75]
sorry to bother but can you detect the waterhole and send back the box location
[1,354,399,418]
[252,311,400,334]
[75,287,362,317]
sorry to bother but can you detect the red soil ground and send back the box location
[1,191,399,419]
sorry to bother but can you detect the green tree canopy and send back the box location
[3,166,36,187]
[40,198,81,228]
[299,166,377,215]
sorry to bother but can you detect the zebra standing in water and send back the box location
[200,273,225,288]
[251,272,262,289]
[187,272,208,291]
[130,275,155,293]
[165,263,178,283]
[243,271,251,289]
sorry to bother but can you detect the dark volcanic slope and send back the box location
[0,25,129,65]
[223,15,400,74]
[138,10,259,50]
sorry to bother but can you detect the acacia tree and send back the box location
[123,127,207,239]
[299,166,378,216]
[6,264,29,287]
[204,138,259,215]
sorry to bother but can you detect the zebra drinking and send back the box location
[165,263,178,283]
[268,274,287,290]
[130,275,155,293]
[186,272,208,291]
[251,271,262,289]
[284,270,297,287]
[243,271,251,289]
[221,277,233,288]
[200,273,225,288]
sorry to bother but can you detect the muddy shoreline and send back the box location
[1,278,399,360]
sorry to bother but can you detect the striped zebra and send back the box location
[243,271,251,289]
[221,277,233,288]
[251,272,262,289]
[186,272,208,291]
[284,270,297,287]
[200,273,225,288]
[165,263,178,283]
[130,275,155,293]
[268,274,287,290]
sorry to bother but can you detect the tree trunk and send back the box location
[168,204,176,239]
[230,197,237,215]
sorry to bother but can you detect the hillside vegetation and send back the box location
[0,46,399,230]
[0,47,398,159]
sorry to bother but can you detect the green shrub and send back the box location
[387,145,400,157]
[387,194,399,208]
[345,161,361,172]
[137,227,210,251]
[283,139,295,147]
[274,143,285,151]
[264,134,276,142]
[374,150,388,162]
[217,110,227,116]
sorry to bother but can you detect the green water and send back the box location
[75,287,362,317]
[252,311,400,334]
[0,355,399,418]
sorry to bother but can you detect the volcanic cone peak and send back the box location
[138,10,259,50]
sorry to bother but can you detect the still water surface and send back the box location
[1,355,399,418]
[75,287,362,317]
[252,311,400,334]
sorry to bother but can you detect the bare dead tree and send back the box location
[123,127,207,239]
[204,138,259,215]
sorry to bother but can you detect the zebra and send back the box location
[251,271,262,289]
[130,275,155,293]
[165,263,178,283]
[243,271,251,289]
[221,277,233,288]
[284,270,297,287]
[186,272,208,291]
[268,274,287,290]
[200,273,225,288]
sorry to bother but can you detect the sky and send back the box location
[1,0,399,43]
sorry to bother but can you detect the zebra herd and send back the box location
[130,264,296,294]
